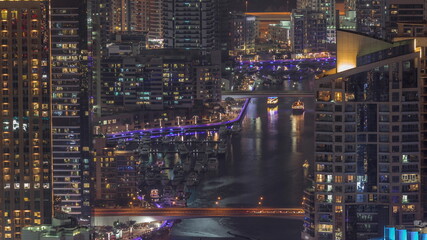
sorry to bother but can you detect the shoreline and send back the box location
[108,98,251,139]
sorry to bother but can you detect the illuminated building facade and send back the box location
[163,0,217,49]
[147,0,163,47]
[93,138,138,207]
[110,0,149,32]
[388,0,426,39]
[51,2,91,219]
[357,0,426,41]
[303,30,422,240]
[100,49,221,115]
[229,13,258,53]
[312,0,335,43]
[356,0,388,40]
[0,1,52,239]
[291,9,327,53]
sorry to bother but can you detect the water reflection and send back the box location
[291,112,304,153]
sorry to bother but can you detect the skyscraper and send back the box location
[304,29,422,240]
[163,0,217,50]
[296,0,336,44]
[51,0,91,219]
[0,1,52,239]
[291,9,327,53]
[356,0,388,39]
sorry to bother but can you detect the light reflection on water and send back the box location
[171,96,315,240]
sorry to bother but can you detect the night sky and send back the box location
[248,0,296,12]
[241,0,344,12]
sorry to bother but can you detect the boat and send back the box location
[177,143,189,156]
[208,157,218,170]
[292,100,305,114]
[185,172,199,186]
[267,97,278,106]
[145,171,157,186]
[303,160,309,169]
[142,135,151,145]
[231,122,242,133]
[161,173,170,185]
[172,170,185,186]
[218,142,227,154]
[218,125,228,136]
[163,136,172,145]
[182,158,192,172]
[194,160,204,173]
[140,144,150,155]
[205,144,215,155]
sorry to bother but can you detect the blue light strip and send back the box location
[108,98,250,139]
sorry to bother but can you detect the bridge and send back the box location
[92,207,304,226]
[222,91,315,98]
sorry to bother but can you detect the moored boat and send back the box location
[292,100,304,114]
[267,96,278,106]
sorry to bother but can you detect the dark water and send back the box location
[170,95,315,240]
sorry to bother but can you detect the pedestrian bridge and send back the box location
[92,207,304,226]
[222,91,314,99]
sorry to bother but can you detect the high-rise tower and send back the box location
[51,0,91,220]
[0,0,52,239]
[163,0,217,50]
[304,30,422,240]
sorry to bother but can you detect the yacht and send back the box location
[303,160,310,169]
[194,160,204,173]
[218,125,228,136]
[232,122,242,133]
[145,171,157,186]
[292,100,305,114]
[185,172,199,186]
[163,136,172,145]
[177,143,189,156]
[218,142,227,154]
[205,144,215,155]
[267,96,279,106]
[142,135,151,145]
[182,158,192,172]
[161,173,170,185]
[140,144,150,155]
[208,157,219,170]
[172,169,185,186]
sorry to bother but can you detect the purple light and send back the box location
[107,98,250,140]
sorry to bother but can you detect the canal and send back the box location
[170,94,315,240]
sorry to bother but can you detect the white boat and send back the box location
[178,144,189,156]
[205,144,215,155]
[172,169,185,186]
[218,125,228,135]
[218,142,227,154]
[173,199,186,207]
[140,144,150,155]
[292,100,305,114]
[174,136,182,143]
[194,161,204,173]
[142,135,151,144]
[208,157,218,170]
[232,122,242,133]
[185,172,199,186]
[176,184,186,198]
[145,172,157,186]
[161,173,170,185]
[164,136,173,144]
[182,158,192,172]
